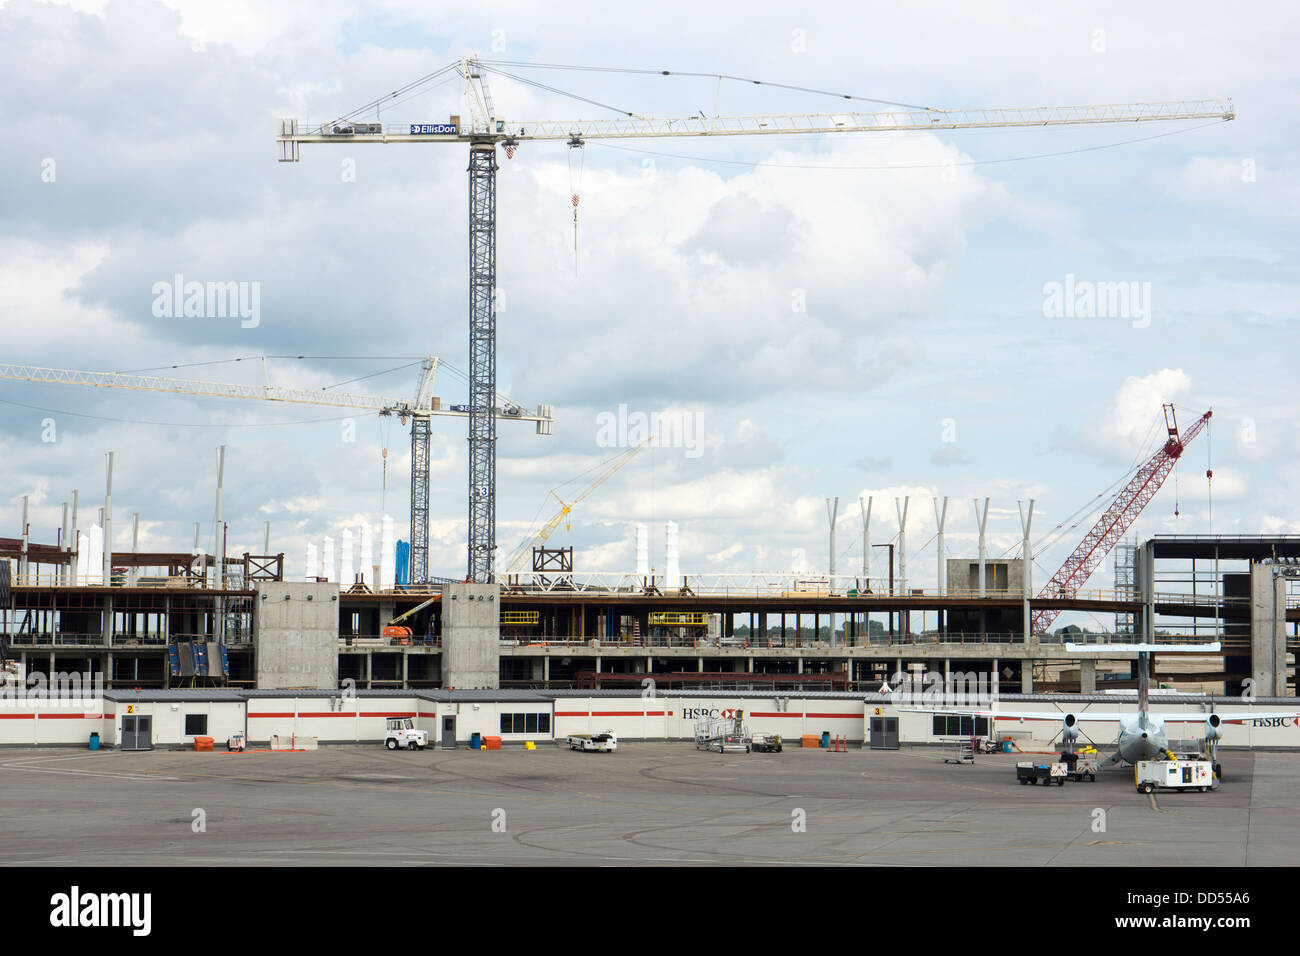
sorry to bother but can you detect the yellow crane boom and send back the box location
[505,439,651,575]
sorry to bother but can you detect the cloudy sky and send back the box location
[2,1,1296,621]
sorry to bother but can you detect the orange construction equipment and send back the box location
[193,736,214,752]
[483,736,502,751]
[801,735,820,749]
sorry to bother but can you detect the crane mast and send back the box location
[1031,405,1212,636]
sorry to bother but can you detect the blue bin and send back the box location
[471,733,482,750]
[820,731,830,749]
[89,732,100,751]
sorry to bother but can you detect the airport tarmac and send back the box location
[0,744,1292,866]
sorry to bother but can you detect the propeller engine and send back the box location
[1061,713,1080,745]
[1205,713,1223,741]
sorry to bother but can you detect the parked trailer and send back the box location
[1135,759,1214,793]
[567,732,618,753]
[750,733,783,753]
[1059,752,1100,781]
[1016,761,1067,786]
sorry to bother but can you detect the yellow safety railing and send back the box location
[649,611,708,626]
[500,610,539,625]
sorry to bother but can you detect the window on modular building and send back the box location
[500,714,514,733]
[538,713,550,734]
[184,714,208,736]
[932,715,990,736]
[524,713,539,733]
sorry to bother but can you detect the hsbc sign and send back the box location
[679,706,742,721]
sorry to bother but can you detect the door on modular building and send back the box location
[120,715,153,751]
[869,716,899,750]
[441,716,456,750]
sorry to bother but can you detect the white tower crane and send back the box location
[276,61,1232,585]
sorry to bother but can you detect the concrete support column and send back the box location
[595,655,602,673]
[747,656,754,673]
[402,652,409,688]
[1080,659,1097,694]
[1021,661,1033,694]
[697,656,703,672]
[543,655,550,683]
[1250,565,1287,696]
[365,653,372,689]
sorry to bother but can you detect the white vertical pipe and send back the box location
[1019,499,1035,644]
[264,521,270,554]
[214,445,226,589]
[665,521,680,590]
[103,452,113,586]
[380,515,395,591]
[70,489,79,586]
[20,495,29,579]
[340,529,355,585]
[305,542,318,582]
[76,531,90,586]
[894,496,909,595]
[60,502,69,583]
[322,536,335,583]
[826,497,839,646]
[933,496,948,594]
[635,523,649,577]
[859,496,872,579]
[360,523,374,586]
[974,497,990,597]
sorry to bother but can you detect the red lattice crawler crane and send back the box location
[1031,404,1212,637]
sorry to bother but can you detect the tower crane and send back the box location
[1031,404,1212,636]
[275,56,1234,583]
[503,438,650,576]
[0,358,555,584]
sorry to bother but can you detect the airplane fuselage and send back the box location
[1114,713,1170,765]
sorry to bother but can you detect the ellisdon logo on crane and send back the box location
[410,123,458,135]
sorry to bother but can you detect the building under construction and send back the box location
[2,534,1296,697]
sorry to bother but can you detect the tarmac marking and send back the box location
[0,754,180,781]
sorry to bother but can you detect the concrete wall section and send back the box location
[254,582,340,690]
[1250,566,1287,697]
[442,583,500,689]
